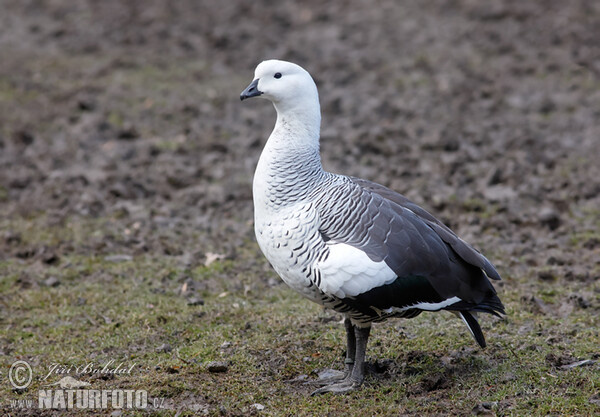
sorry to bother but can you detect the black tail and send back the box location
[459,311,487,348]
[446,292,505,348]
[446,291,506,318]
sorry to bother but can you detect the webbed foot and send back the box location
[311,369,347,386]
[310,377,362,395]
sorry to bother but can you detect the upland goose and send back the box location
[240,60,504,394]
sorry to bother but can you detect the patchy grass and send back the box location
[1,216,599,416]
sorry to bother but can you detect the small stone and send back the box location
[156,343,172,353]
[207,361,229,373]
[104,254,133,263]
[472,402,495,416]
[179,252,193,267]
[524,295,551,315]
[482,185,517,202]
[501,372,516,383]
[15,247,36,259]
[77,98,95,111]
[487,167,503,185]
[43,276,60,287]
[546,256,565,266]
[537,270,556,281]
[187,297,205,306]
[117,123,139,140]
[252,403,265,411]
[4,232,21,245]
[12,130,35,146]
[41,251,60,265]
[564,266,590,281]
[539,207,561,230]
[584,237,600,250]
[569,294,591,309]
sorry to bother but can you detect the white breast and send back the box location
[254,203,326,301]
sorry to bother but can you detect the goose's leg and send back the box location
[314,318,356,386]
[311,324,371,395]
[349,324,370,383]
[344,318,357,374]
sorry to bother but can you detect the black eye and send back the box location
[274,72,282,79]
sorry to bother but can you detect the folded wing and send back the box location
[315,177,504,319]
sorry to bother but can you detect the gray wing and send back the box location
[349,177,501,281]
[315,176,502,310]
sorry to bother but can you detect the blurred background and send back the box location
[0,0,599,415]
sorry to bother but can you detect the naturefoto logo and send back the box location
[38,379,148,410]
[6,359,165,411]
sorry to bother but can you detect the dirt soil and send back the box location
[1,0,599,416]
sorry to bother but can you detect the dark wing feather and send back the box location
[316,177,504,315]
[349,177,501,281]
[361,275,443,308]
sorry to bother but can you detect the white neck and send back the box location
[270,98,321,152]
[253,95,325,212]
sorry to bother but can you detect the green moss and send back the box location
[1,215,599,416]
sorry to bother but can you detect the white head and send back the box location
[240,60,319,115]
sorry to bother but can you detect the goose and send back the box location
[240,60,504,394]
